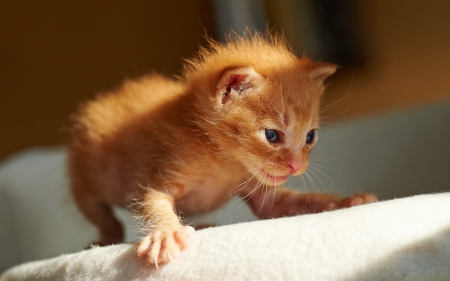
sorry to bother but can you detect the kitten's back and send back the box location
[73,74,185,142]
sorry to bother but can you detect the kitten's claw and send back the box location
[137,225,195,267]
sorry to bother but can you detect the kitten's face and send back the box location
[210,62,336,186]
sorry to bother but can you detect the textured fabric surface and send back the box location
[2,193,450,281]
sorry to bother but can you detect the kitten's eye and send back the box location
[265,129,280,143]
[306,129,317,145]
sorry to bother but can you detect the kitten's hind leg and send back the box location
[72,191,124,246]
[136,188,195,267]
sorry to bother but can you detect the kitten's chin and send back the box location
[256,173,288,186]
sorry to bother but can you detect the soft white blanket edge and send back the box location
[2,193,450,281]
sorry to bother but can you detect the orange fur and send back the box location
[68,32,377,266]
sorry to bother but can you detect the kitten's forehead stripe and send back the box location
[283,112,289,126]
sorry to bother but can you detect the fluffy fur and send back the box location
[68,32,377,266]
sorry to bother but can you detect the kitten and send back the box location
[68,32,377,266]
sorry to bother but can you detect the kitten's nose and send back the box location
[288,159,302,175]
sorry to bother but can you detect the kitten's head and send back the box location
[186,33,337,186]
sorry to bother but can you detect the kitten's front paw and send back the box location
[137,225,195,268]
[323,193,378,211]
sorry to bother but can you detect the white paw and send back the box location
[136,225,195,268]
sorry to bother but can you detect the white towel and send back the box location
[2,193,450,281]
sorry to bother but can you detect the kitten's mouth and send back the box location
[248,165,289,186]
[267,174,288,183]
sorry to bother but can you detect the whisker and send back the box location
[320,110,351,122]
[231,173,256,192]
[231,160,268,196]
[234,178,258,202]
[238,185,259,207]
[269,171,281,213]
[240,172,267,208]
[320,76,357,114]
[258,173,269,214]
[309,157,341,162]
[309,162,336,172]
[235,161,269,205]
[307,167,330,192]
[230,177,255,197]
[303,170,319,194]
[259,165,284,215]
[258,173,269,215]
[309,165,338,192]
[298,173,308,192]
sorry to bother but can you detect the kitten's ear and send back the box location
[215,67,265,105]
[308,63,338,85]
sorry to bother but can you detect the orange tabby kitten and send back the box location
[69,32,377,266]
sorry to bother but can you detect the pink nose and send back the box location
[288,159,302,174]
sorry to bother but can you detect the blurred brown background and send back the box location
[1,0,450,161]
